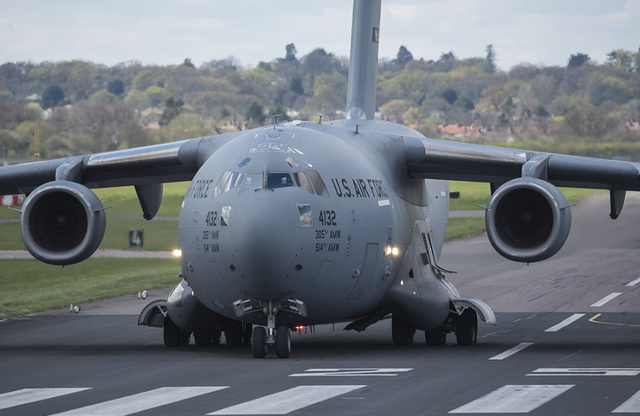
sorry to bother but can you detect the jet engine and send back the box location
[20,181,106,266]
[485,178,571,263]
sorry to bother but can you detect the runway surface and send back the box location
[1,193,640,415]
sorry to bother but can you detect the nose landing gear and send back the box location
[249,300,295,358]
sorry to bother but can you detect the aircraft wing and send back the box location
[402,135,640,263]
[403,135,640,192]
[0,138,207,196]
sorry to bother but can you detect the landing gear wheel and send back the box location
[456,308,478,346]
[275,326,291,358]
[163,316,181,347]
[425,327,447,346]
[225,322,243,346]
[242,323,253,346]
[180,331,191,346]
[392,315,415,346]
[211,330,221,346]
[252,327,267,359]
[194,330,213,347]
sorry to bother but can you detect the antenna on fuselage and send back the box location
[316,115,324,124]
[346,0,381,121]
[270,114,283,128]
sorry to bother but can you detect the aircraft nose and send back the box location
[230,198,297,280]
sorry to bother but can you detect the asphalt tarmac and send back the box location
[1,193,640,415]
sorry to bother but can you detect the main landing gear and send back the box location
[162,316,250,348]
[391,308,478,347]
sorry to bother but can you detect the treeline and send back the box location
[1,44,640,161]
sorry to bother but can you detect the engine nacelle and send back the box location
[485,178,571,263]
[20,181,106,266]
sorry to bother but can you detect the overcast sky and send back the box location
[1,0,639,71]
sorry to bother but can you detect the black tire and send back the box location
[391,315,415,346]
[225,322,243,346]
[211,329,221,346]
[456,308,478,346]
[425,327,447,346]
[163,316,181,348]
[275,326,291,358]
[180,331,191,346]
[194,330,213,347]
[252,326,267,359]
[242,323,253,346]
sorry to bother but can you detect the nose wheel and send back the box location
[275,326,291,358]
[251,300,293,358]
[252,325,291,358]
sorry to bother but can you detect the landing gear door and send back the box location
[348,243,379,300]
[414,220,456,278]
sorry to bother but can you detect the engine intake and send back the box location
[485,178,571,263]
[21,181,106,265]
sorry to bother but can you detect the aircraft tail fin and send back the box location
[346,0,381,120]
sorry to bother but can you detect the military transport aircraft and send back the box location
[1,0,640,358]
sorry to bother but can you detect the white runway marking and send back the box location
[289,368,412,377]
[625,277,640,287]
[0,388,90,411]
[545,314,585,332]
[449,384,573,414]
[527,368,640,377]
[209,385,366,415]
[489,343,533,361]
[613,389,640,413]
[591,292,622,307]
[50,386,227,416]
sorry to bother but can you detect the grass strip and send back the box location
[0,258,180,320]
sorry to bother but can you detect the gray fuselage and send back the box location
[178,119,453,328]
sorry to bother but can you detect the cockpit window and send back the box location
[307,170,329,196]
[214,171,263,196]
[214,170,232,197]
[214,170,327,196]
[238,173,263,189]
[267,173,294,189]
[293,172,314,194]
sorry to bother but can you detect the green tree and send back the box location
[89,89,118,104]
[380,99,411,123]
[182,58,196,69]
[441,88,458,105]
[435,52,456,72]
[568,53,590,68]
[606,49,639,72]
[394,46,414,68]
[107,79,125,95]
[245,102,265,125]
[533,104,549,117]
[284,43,297,62]
[485,44,496,73]
[563,105,615,138]
[159,96,184,126]
[304,73,347,115]
[42,85,65,108]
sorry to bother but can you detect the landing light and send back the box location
[385,245,400,257]
[295,325,306,331]
[172,249,182,258]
